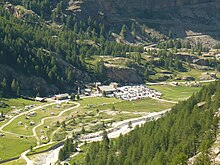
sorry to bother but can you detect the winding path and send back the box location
[20,101,80,165]
[32,102,80,145]
[0,101,61,134]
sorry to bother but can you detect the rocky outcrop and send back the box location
[5,3,37,19]
[79,0,217,18]
[104,64,143,84]
[75,0,220,46]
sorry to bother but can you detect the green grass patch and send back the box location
[0,158,26,165]
[79,97,173,112]
[93,98,174,112]
[79,97,119,107]
[0,133,36,160]
[0,98,41,114]
[149,85,201,101]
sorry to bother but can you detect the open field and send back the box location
[78,97,174,112]
[149,85,201,101]
[0,133,36,160]
[0,98,41,114]
[79,97,119,107]
[0,158,26,165]
[87,98,174,112]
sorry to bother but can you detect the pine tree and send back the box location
[120,25,127,38]
[81,126,85,134]
[102,130,110,151]
[128,121,132,129]
[1,78,6,97]
[58,148,65,161]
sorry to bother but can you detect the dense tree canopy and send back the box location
[0,4,143,96]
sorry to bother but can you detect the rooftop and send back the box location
[55,93,69,98]
[98,86,117,92]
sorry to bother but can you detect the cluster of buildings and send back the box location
[114,85,162,101]
[97,84,162,101]
[12,109,23,115]
[50,82,162,102]
[11,105,35,115]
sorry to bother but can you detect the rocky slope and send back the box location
[73,0,220,46]
[105,64,144,84]
[95,0,215,16]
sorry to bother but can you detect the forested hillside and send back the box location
[82,81,220,165]
[1,0,220,97]
[0,4,142,96]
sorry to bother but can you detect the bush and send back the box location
[0,102,9,108]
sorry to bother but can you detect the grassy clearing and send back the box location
[0,158,26,165]
[84,98,174,112]
[79,97,119,107]
[174,68,220,81]
[149,85,201,101]
[149,66,220,82]
[0,98,40,114]
[0,133,36,160]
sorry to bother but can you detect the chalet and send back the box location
[215,54,220,60]
[0,133,5,137]
[41,135,47,140]
[30,121,35,126]
[197,101,206,107]
[110,82,119,88]
[83,88,92,96]
[18,121,23,125]
[97,85,117,95]
[27,111,36,117]
[35,97,46,102]
[202,53,214,58]
[54,93,70,100]
[95,82,101,87]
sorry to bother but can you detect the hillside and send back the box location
[77,80,220,165]
[1,1,220,164]
[0,3,143,96]
[1,0,220,96]
[78,0,220,46]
